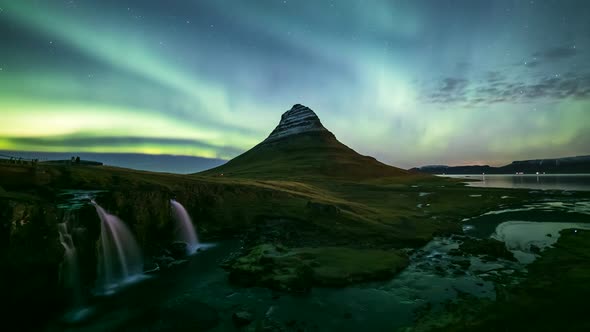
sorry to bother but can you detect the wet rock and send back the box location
[233,311,254,327]
[434,265,446,276]
[454,259,471,269]
[169,241,189,259]
[454,237,516,261]
[154,255,175,268]
[167,259,189,268]
[452,269,466,276]
[529,244,541,254]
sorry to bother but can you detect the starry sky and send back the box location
[1,0,589,168]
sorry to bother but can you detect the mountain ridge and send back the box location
[413,155,590,174]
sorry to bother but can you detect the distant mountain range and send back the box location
[200,104,409,179]
[0,151,225,174]
[412,155,590,174]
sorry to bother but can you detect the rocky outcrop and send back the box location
[232,311,254,327]
[263,104,330,143]
[0,199,69,330]
[223,244,314,292]
[449,236,516,261]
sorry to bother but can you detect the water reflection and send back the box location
[443,174,590,191]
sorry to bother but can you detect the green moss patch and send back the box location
[223,244,409,292]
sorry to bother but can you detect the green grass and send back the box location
[295,246,409,286]
[199,131,410,180]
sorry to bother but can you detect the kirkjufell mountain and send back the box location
[201,104,409,179]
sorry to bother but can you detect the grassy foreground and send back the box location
[0,161,556,330]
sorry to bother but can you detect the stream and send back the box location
[47,191,590,331]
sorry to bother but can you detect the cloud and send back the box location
[440,77,468,92]
[423,72,590,105]
[423,77,469,104]
[534,46,578,60]
[485,71,504,83]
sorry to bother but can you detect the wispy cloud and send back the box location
[423,72,590,106]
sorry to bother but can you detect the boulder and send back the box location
[169,241,189,258]
[232,311,254,327]
[167,259,189,269]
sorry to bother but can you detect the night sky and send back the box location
[1,0,589,168]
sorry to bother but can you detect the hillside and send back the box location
[200,104,410,179]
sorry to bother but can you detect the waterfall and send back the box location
[93,202,143,294]
[170,199,199,254]
[58,216,93,322]
[58,220,83,307]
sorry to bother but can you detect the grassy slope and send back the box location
[199,131,409,180]
[0,161,534,247]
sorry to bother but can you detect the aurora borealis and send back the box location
[1,0,589,168]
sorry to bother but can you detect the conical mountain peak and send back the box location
[263,104,329,143]
[200,104,409,179]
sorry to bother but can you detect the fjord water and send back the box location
[170,199,199,253]
[93,202,144,294]
[445,174,590,191]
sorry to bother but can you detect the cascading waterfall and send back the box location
[58,220,83,307]
[170,199,199,254]
[93,202,143,294]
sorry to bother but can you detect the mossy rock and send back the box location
[224,244,409,291]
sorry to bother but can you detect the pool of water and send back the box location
[491,221,590,263]
[464,197,590,264]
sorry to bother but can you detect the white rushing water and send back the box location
[170,199,200,254]
[93,202,144,294]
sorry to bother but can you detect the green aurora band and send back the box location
[0,0,588,167]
